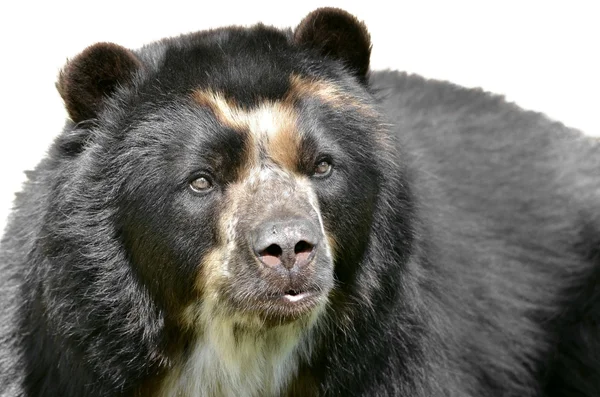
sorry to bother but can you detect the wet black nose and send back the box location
[253,218,320,270]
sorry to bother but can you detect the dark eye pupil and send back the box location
[190,177,211,191]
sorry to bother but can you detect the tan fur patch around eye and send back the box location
[262,103,301,171]
[287,74,377,116]
[191,90,301,172]
[287,74,342,103]
[191,90,247,130]
[191,74,377,174]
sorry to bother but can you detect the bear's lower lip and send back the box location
[255,290,322,324]
[282,290,313,303]
[265,289,319,305]
[227,283,331,326]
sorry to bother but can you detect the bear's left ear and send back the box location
[57,42,141,123]
[294,8,372,83]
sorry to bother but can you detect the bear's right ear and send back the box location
[57,43,141,123]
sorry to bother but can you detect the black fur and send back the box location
[294,8,372,82]
[57,42,142,123]
[1,8,599,397]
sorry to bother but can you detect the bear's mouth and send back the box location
[282,289,314,302]
[245,288,324,325]
[218,239,334,326]
[268,288,319,304]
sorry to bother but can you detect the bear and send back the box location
[1,6,599,397]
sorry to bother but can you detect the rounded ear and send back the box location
[294,8,372,82]
[56,43,141,123]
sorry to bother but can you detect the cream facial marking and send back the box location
[191,74,376,172]
[192,74,373,129]
[167,172,333,397]
[169,76,344,397]
[288,74,377,116]
[191,90,300,171]
[168,172,332,397]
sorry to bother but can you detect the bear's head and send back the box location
[50,9,390,372]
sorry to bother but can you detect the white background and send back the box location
[1,1,599,233]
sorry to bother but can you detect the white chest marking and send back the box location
[159,320,309,397]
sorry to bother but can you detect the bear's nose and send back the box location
[252,218,320,270]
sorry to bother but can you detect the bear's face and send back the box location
[118,84,339,329]
[113,77,382,333]
[56,10,382,339]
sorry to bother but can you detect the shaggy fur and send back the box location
[1,7,599,397]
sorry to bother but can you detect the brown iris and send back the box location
[190,176,213,193]
[313,160,332,177]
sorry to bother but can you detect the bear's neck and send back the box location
[157,318,315,397]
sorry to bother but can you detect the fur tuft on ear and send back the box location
[294,8,372,82]
[57,43,141,123]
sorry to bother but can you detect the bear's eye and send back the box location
[313,160,333,178]
[189,176,213,193]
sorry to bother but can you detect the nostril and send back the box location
[253,217,320,270]
[262,244,283,257]
[258,244,283,267]
[294,240,314,263]
[294,240,313,254]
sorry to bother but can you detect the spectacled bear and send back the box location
[1,7,599,397]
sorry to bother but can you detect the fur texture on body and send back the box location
[1,8,599,397]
